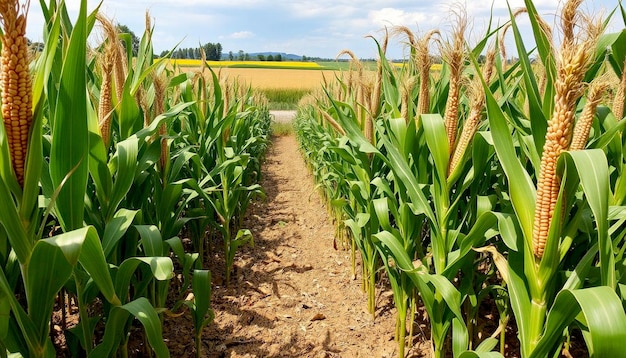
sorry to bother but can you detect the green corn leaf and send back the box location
[106,137,139,220]
[558,150,613,288]
[0,266,39,355]
[421,114,449,188]
[377,123,436,227]
[114,257,174,303]
[75,227,120,306]
[50,0,89,231]
[27,240,73,345]
[101,209,139,259]
[25,226,118,349]
[135,225,164,258]
[531,287,626,358]
[474,245,531,354]
[484,75,536,251]
[90,298,170,357]
[188,270,215,331]
[0,174,31,264]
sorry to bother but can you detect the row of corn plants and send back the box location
[0,0,270,357]
[295,1,626,357]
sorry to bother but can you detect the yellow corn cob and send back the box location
[113,42,127,103]
[98,64,113,147]
[96,27,116,148]
[400,76,416,124]
[448,78,484,176]
[416,30,439,118]
[361,79,373,143]
[533,42,594,259]
[97,14,125,104]
[443,77,461,150]
[570,78,610,151]
[448,107,481,177]
[613,59,626,120]
[483,46,496,85]
[0,0,32,186]
[442,10,467,152]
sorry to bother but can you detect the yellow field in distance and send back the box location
[211,68,339,90]
[169,59,322,69]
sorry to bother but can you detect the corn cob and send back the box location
[533,26,597,259]
[570,77,610,151]
[400,76,416,124]
[370,30,387,117]
[360,78,373,142]
[97,59,113,147]
[367,62,381,140]
[483,46,496,85]
[448,77,484,176]
[416,30,439,117]
[96,15,118,147]
[613,59,626,120]
[442,10,467,152]
[113,37,127,103]
[0,0,32,186]
[97,14,126,106]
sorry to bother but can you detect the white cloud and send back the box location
[228,31,255,39]
[369,7,431,28]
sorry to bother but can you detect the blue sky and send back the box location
[26,0,623,60]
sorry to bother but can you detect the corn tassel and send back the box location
[320,110,346,136]
[0,0,32,186]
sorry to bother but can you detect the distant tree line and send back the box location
[225,50,285,61]
[161,42,223,60]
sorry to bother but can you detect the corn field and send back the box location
[0,0,271,357]
[1,0,626,357]
[295,1,626,357]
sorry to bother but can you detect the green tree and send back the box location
[267,54,274,61]
[116,24,139,56]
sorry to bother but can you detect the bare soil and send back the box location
[163,135,430,357]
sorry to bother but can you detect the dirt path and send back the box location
[195,135,428,357]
